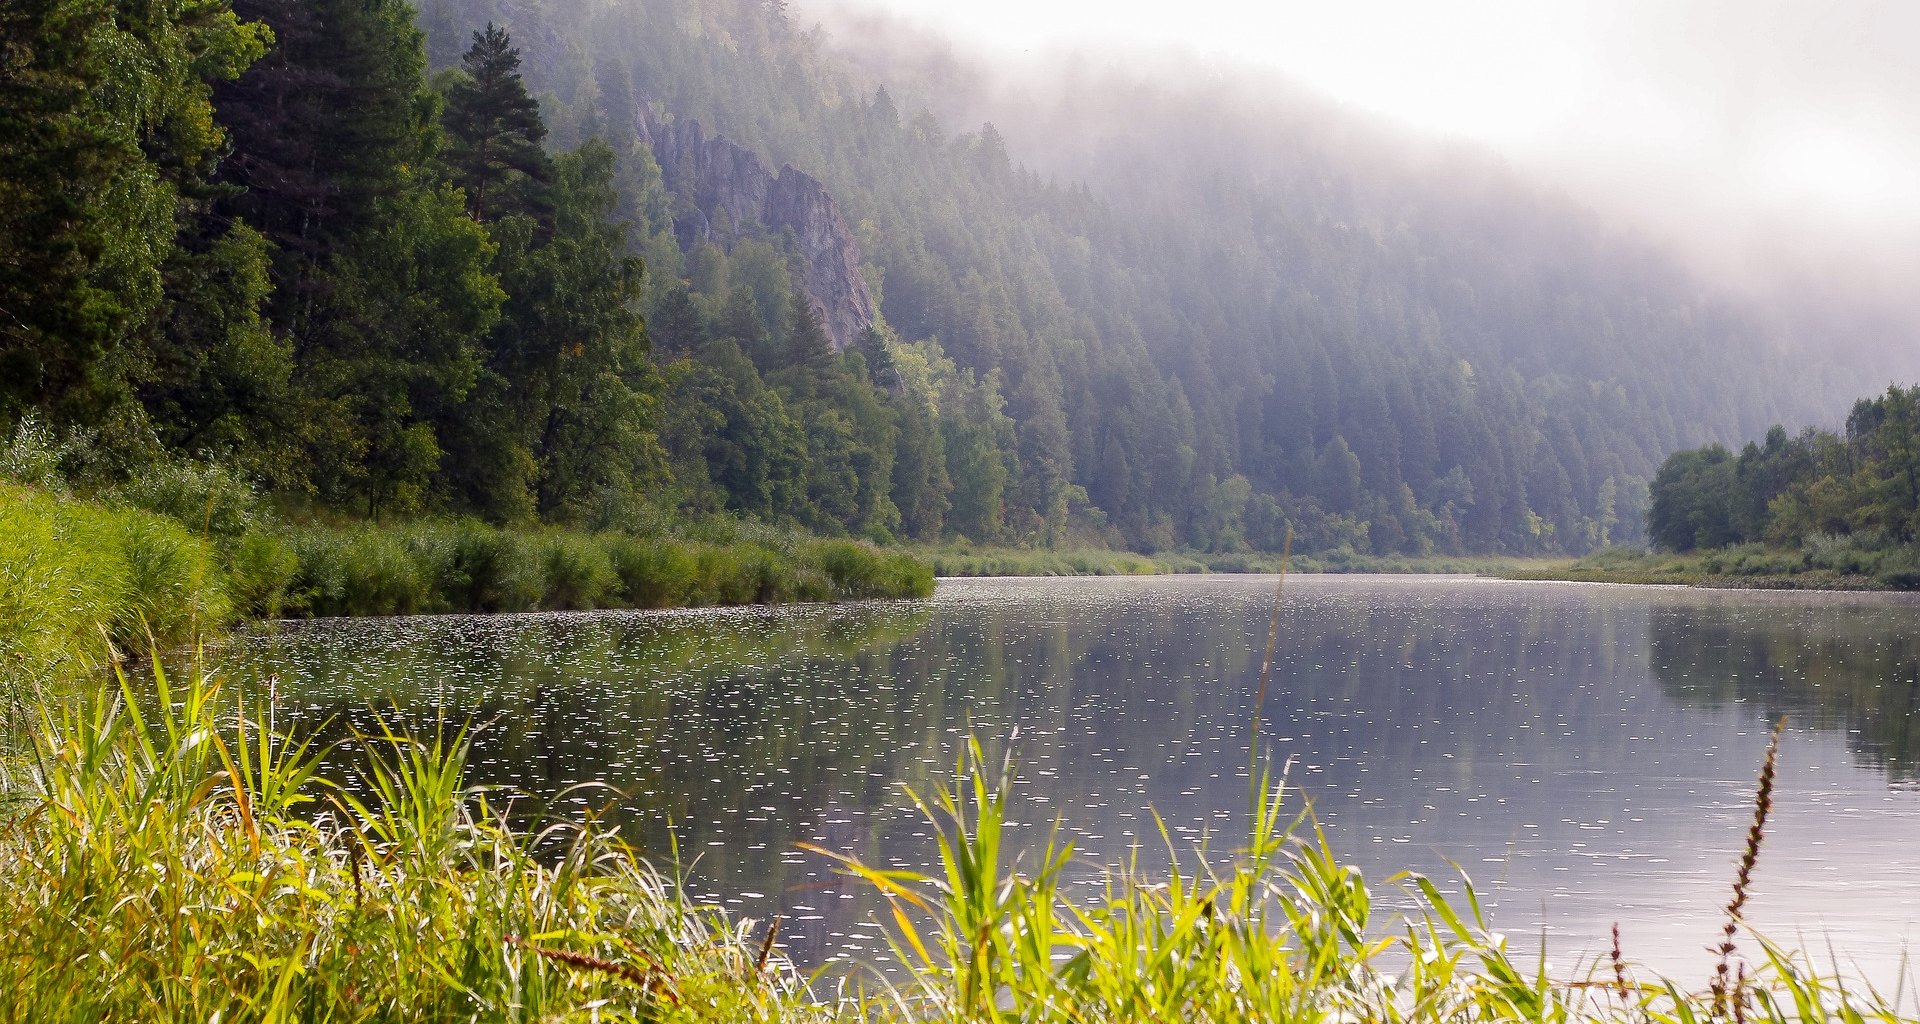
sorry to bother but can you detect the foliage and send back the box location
[281,520,930,618]
[1641,384,1920,586]
[0,0,268,426]
[9,0,1858,563]
[409,0,1887,558]
[0,663,829,1021]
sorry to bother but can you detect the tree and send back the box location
[780,294,835,390]
[650,287,708,357]
[1,0,267,425]
[442,23,550,223]
[1646,445,1738,552]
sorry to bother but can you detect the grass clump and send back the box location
[0,482,230,681]
[918,543,1537,579]
[280,521,931,618]
[0,662,828,1021]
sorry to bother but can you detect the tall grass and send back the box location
[0,482,230,682]
[1,482,933,673]
[282,522,933,617]
[1518,542,1920,590]
[919,543,1537,578]
[0,661,830,1021]
[0,659,1910,1022]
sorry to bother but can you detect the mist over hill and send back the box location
[408,0,1917,555]
[9,0,1899,558]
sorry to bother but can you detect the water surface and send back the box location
[231,575,1920,980]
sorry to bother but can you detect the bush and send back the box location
[224,531,299,618]
[811,540,935,599]
[112,514,231,642]
[286,529,432,618]
[110,456,265,540]
[417,522,542,613]
[0,415,70,490]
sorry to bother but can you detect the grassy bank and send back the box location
[0,663,1904,1021]
[1509,542,1920,591]
[0,482,231,682]
[0,482,933,683]
[918,542,1541,578]
[278,522,933,618]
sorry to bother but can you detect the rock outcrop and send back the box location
[639,107,876,350]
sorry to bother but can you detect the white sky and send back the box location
[811,0,1920,293]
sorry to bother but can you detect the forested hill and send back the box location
[414,0,1871,556]
[2,0,1885,560]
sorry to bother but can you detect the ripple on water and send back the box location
[229,576,1920,980]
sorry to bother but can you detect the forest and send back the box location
[1647,384,1920,563]
[0,0,1892,561]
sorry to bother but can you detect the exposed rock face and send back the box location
[639,107,876,350]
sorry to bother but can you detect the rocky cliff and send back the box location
[639,108,876,350]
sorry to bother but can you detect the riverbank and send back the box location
[0,659,1896,1021]
[0,481,932,682]
[1507,544,1920,591]
[916,543,1547,578]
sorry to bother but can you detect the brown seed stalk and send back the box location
[1712,717,1784,1017]
[755,915,782,974]
[507,934,678,1002]
[1611,921,1630,1001]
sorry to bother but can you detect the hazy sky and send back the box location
[813,0,1920,289]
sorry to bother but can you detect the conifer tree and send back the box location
[443,23,550,223]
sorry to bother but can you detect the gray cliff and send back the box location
[639,107,876,350]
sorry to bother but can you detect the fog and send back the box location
[801,0,1920,380]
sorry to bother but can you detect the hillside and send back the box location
[2,0,1889,560]
[418,0,1878,556]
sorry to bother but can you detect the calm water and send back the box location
[230,575,1920,980]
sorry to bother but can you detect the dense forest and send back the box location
[0,0,1893,557]
[1647,384,1920,559]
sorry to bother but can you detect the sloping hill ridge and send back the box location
[415,0,1867,556]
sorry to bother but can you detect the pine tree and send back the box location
[781,294,835,385]
[651,287,708,357]
[854,325,896,389]
[442,23,550,223]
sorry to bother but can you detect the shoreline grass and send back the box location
[1,481,933,686]
[1507,544,1920,592]
[915,543,1546,578]
[1,661,1908,1022]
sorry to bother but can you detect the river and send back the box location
[230,575,1920,982]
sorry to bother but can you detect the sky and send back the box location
[809,0,1920,300]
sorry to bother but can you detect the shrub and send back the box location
[224,531,299,618]
[110,514,231,644]
[0,414,69,490]
[287,529,431,618]
[110,456,265,540]
[810,540,934,599]
[412,522,542,613]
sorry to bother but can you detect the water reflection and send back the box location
[1649,598,1920,780]
[229,577,1920,980]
